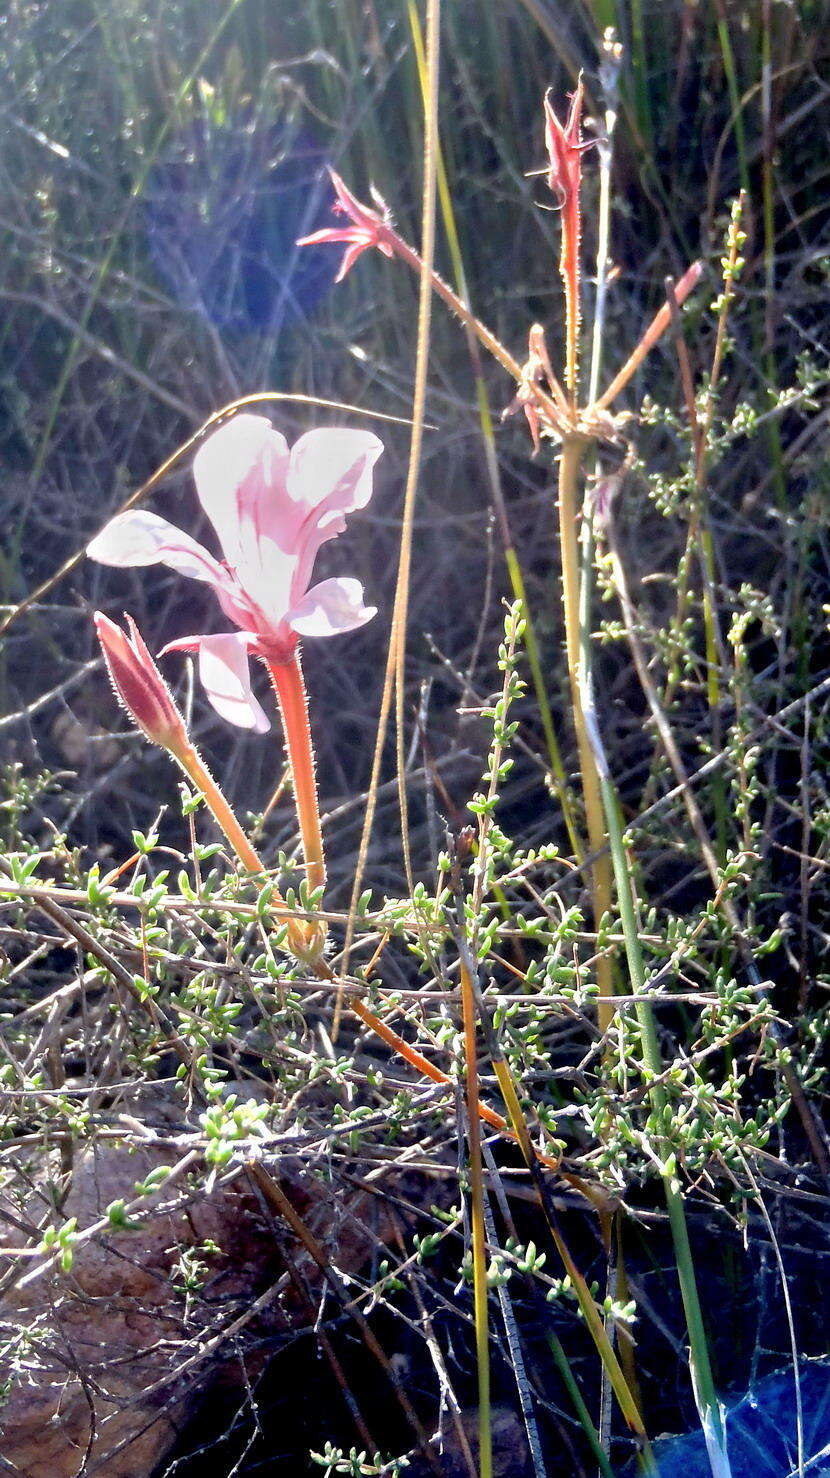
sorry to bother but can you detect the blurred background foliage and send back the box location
[0,0,828,897]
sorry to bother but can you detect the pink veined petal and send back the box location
[287,576,377,639]
[287,427,383,527]
[190,633,271,733]
[87,510,227,589]
[192,414,289,570]
[193,413,299,630]
[286,430,382,604]
[158,633,209,657]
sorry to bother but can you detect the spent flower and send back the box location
[297,169,394,282]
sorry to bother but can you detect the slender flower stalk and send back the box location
[297,166,701,443]
[93,611,313,953]
[175,741,268,879]
[595,259,704,412]
[557,440,616,1032]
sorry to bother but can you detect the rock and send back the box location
[0,1100,383,1477]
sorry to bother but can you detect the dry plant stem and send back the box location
[406,1,582,857]
[0,856,196,1072]
[247,1161,444,1477]
[393,0,441,904]
[459,950,493,1478]
[266,652,326,895]
[558,437,615,1031]
[339,0,442,1014]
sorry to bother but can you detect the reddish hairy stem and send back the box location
[561,186,581,403]
[266,651,326,896]
[596,260,703,411]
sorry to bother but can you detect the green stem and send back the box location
[546,1330,617,1478]
[579,662,729,1475]
[504,546,584,859]
[558,438,616,1031]
[459,950,492,1478]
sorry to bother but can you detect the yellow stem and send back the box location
[175,740,314,958]
[557,439,615,1031]
[176,743,266,877]
[459,950,492,1478]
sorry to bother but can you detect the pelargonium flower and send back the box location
[87,414,382,733]
[296,169,393,282]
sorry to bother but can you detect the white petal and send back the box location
[193,414,289,568]
[87,510,226,587]
[286,428,382,525]
[196,634,270,732]
[287,577,376,639]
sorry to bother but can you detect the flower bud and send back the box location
[94,612,188,756]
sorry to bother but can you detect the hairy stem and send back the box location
[176,741,312,958]
[266,651,326,897]
[557,437,615,1029]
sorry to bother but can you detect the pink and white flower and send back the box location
[87,413,382,733]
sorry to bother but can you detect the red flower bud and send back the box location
[94,612,188,756]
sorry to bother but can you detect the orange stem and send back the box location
[266,651,326,896]
[596,259,703,411]
[176,740,314,956]
[177,743,266,876]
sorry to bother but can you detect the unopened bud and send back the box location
[95,612,188,756]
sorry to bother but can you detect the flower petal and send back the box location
[287,576,376,639]
[87,510,226,587]
[196,633,270,732]
[286,427,382,531]
[193,413,290,569]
